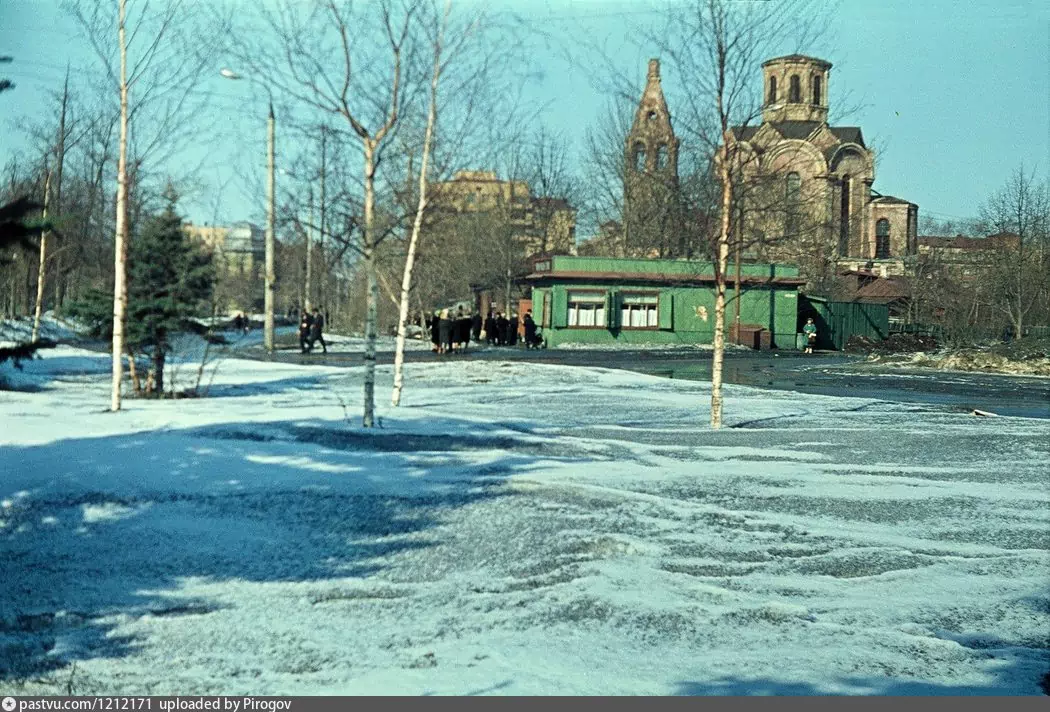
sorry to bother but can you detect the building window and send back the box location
[789,75,801,103]
[655,144,668,170]
[768,76,777,104]
[785,172,801,236]
[646,110,657,122]
[812,75,822,105]
[875,218,890,258]
[839,175,851,257]
[567,291,606,327]
[621,293,659,329]
[633,144,646,172]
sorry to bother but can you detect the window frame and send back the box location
[768,75,777,104]
[812,75,822,105]
[619,290,661,331]
[633,143,647,172]
[789,74,801,103]
[566,289,609,330]
[875,218,891,259]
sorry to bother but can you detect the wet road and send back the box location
[252,343,1050,420]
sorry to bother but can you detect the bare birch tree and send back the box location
[392,0,451,407]
[976,166,1050,337]
[66,0,226,410]
[31,168,52,342]
[660,0,825,428]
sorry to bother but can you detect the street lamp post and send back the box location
[222,68,275,353]
[265,100,275,352]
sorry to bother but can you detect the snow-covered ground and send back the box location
[0,313,82,348]
[1,346,1048,695]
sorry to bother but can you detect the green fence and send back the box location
[800,296,889,350]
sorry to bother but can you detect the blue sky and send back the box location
[1,0,1048,234]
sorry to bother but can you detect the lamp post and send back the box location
[221,68,275,353]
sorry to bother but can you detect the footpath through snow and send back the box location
[1,346,1048,695]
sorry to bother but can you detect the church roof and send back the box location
[762,54,832,69]
[731,122,866,148]
[871,195,914,206]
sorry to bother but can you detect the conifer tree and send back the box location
[67,186,213,395]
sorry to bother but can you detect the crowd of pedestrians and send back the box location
[428,307,542,354]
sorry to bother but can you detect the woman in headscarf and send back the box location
[438,308,453,354]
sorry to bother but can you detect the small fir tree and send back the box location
[67,185,213,395]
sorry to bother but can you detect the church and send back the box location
[613,54,919,285]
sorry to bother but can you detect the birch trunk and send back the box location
[392,0,447,407]
[711,148,732,429]
[362,140,379,427]
[53,67,69,312]
[111,0,129,412]
[31,170,52,342]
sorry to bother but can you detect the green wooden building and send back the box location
[523,256,806,348]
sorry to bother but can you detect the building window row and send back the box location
[565,291,661,329]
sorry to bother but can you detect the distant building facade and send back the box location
[184,221,265,313]
[430,170,577,256]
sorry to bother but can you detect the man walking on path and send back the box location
[803,317,817,354]
[310,307,327,354]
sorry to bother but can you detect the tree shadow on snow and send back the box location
[675,638,1050,696]
[0,415,553,686]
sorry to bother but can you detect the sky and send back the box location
[1,0,1048,235]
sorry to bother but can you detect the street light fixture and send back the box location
[220,67,275,354]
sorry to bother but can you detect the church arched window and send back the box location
[876,218,890,258]
[655,144,668,170]
[785,172,801,236]
[812,75,822,105]
[633,144,646,172]
[768,76,777,104]
[789,75,801,103]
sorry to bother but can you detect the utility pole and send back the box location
[265,101,275,353]
[319,125,327,313]
[305,188,313,313]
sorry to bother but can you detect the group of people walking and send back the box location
[298,308,328,354]
[428,307,542,354]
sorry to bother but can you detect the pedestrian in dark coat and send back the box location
[233,313,243,332]
[507,314,519,346]
[438,308,453,354]
[455,309,471,352]
[299,311,313,353]
[484,312,497,345]
[430,311,441,352]
[495,312,509,346]
[310,308,327,354]
[523,311,539,348]
[471,312,483,341]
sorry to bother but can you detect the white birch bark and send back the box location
[31,170,52,343]
[392,0,450,407]
[111,0,129,412]
[362,141,379,427]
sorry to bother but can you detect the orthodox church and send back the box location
[615,54,919,281]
